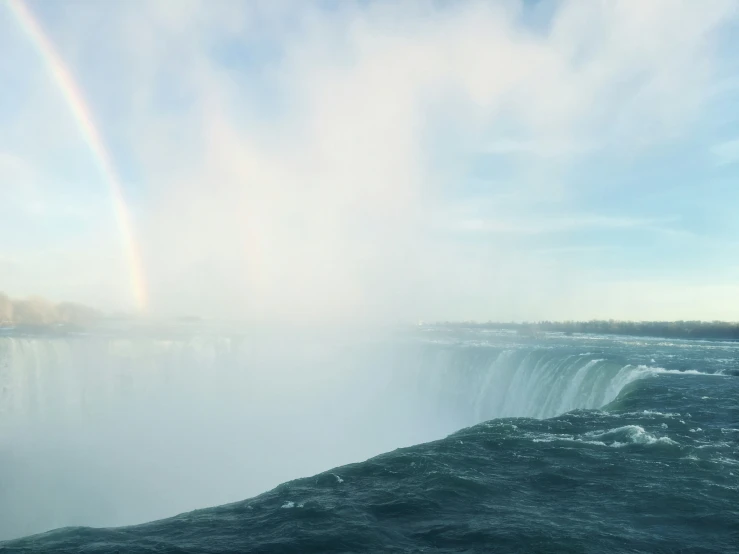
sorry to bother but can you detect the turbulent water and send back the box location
[1,325,737,552]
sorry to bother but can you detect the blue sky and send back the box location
[1,0,739,322]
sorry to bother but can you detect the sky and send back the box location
[1,0,739,323]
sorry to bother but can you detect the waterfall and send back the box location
[389,344,650,428]
[0,333,652,540]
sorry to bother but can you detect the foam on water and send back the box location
[584,425,679,447]
[526,425,679,449]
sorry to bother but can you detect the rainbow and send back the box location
[6,0,148,312]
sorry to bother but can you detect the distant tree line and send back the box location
[435,320,739,340]
[0,292,101,327]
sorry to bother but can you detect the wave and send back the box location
[527,425,679,448]
[583,425,679,447]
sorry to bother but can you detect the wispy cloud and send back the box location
[483,138,596,158]
[533,245,621,255]
[711,138,739,166]
[455,215,683,236]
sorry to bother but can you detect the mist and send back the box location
[134,0,733,323]
[3,0,738,321]
[0,328,459,539]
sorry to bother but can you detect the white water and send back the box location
[395,347,656,428]
[0,333,657,540]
